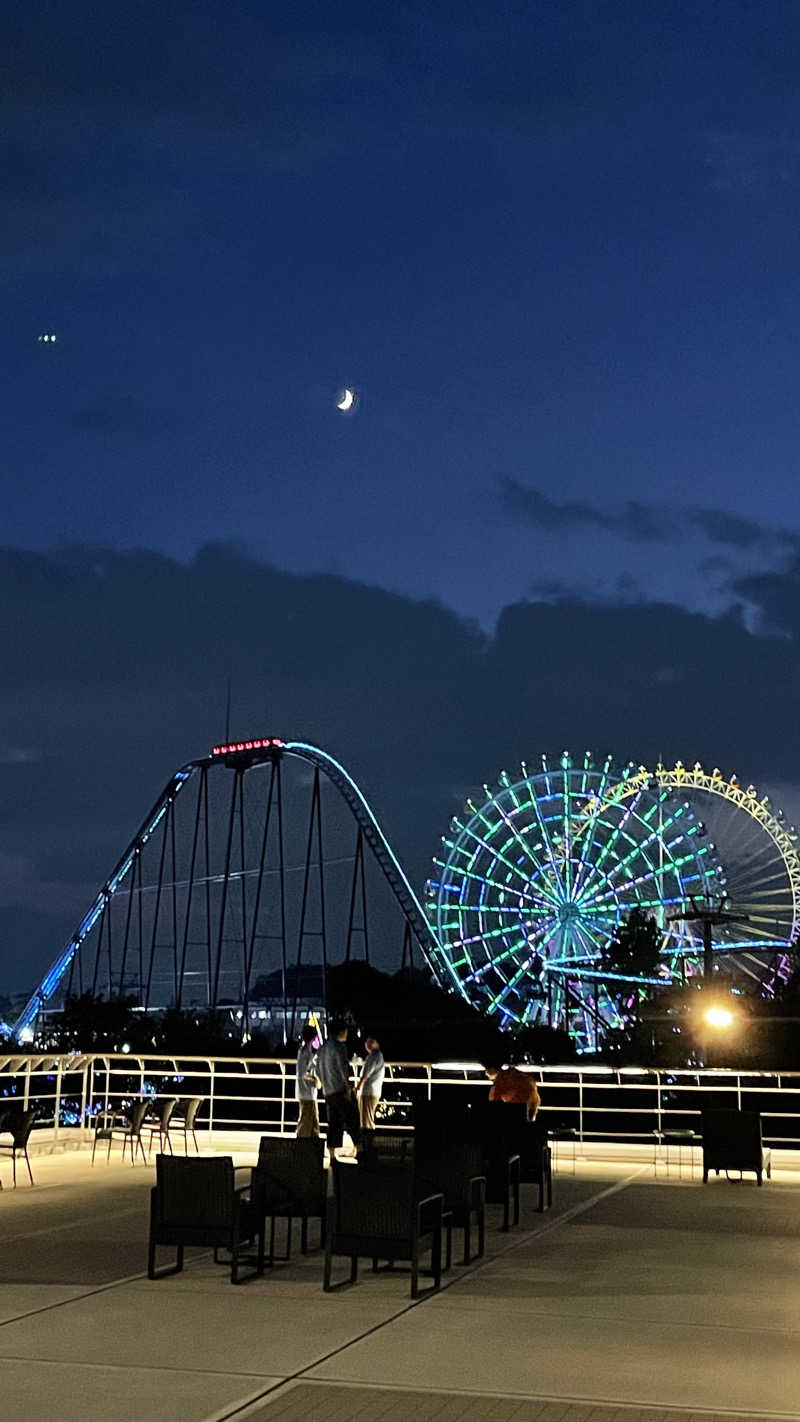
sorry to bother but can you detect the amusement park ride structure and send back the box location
[426,753,800,1051]
[12,741,800,1051]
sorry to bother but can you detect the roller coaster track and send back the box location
[13,739,452,1038]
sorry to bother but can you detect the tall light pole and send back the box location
[668,896,748,982]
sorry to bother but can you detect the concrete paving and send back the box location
[2,1146,800,1421]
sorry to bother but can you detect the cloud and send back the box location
[0,746,40,765]
[3,542,800,994]
[500,479,672,541]
[499,478,798,552]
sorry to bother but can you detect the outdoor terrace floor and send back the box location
[2,1143,800,1422]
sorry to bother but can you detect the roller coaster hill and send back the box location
[10,739,800,1054]
[11,737,447,1043]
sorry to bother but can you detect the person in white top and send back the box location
[357,1037,385,1134]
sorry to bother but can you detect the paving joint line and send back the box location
[203,1169,647,1422]
[256,1378,800,1422]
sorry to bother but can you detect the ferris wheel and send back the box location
[612,762,800,989]
[426,752,724,1051]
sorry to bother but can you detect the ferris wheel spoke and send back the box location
[455,822,557,903]
[525,769,567,898]
[433,861,546,909]
[489,795,560,893]
[575,793,646,904]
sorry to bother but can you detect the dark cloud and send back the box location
[500,478,797,552]
[500,479,672,541]
[3,544,800,994]
[731,558,800,636]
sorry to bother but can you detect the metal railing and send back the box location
[4,1054,800,1150]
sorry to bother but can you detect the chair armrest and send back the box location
[416,1191,444,1237]
[469,1174,487,1208]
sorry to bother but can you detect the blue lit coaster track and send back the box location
[14,739,452,1039]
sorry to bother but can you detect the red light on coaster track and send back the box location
[211,737,284,757]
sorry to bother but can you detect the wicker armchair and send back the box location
[416,1098,520,1231]
[252,1136,325,1259]
[415,1139,486,1264]
[0,1107,36,1187]
[701,1108,772,1186]
[148,1155,265,1284]
[324,1161,443,1299]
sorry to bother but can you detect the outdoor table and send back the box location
[653,1128,698,1179]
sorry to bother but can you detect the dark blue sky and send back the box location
[6,0,800,624]
[6,1,800,998]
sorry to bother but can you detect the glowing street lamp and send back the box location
[704,1005,735,1030]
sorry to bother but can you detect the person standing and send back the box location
[484,1063,541,1120]
[295,1024,320,1137]
[357,1036,385,1134]
[317,1019,360,1158]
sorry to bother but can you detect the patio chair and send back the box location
[252,1136,325,1260]
[324,1160,443,1299]
[146,1098,177,1156]
[0,1107,36,1187]
[519,1116,553,1212]
[148,1154,265,1284]
[358,1131,414,1167]
[465,1100,522,1230]
[91,1098,150,1165]
[166,1096,203,1154]
[415,1138,486,1264]
[701,1108,772,1186]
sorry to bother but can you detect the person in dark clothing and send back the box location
[317,1020,360,1158]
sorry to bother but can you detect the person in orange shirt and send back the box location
[485,1064,541,1120]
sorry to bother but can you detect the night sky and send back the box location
[4,1,800,996]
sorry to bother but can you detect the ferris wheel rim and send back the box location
[610,760,800,946]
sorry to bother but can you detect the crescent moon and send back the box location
[337,388,355,411]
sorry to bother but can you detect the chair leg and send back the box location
[463,1218,471,1265]
[148,1242,184,1279]
[12,1150,16,1189]
[411,1250,419,1300]
[301,1215,308,1255]
[477,1205,485,1258]
[91,1134,98,1165]
[24,1148,33,1186]
[107,1133,113,1162]
[231,1221,242,1284]
[192,1128,199,1153]
[324,1240,333,1291]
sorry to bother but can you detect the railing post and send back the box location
[80,1061,89,1137]
[54,1058,63,1140]
[208,1060,215,1146]
[656,1070,662,1138]
[578,1071,584,1143]
[279,1061,286,1135]
[23,1057,31,1111]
